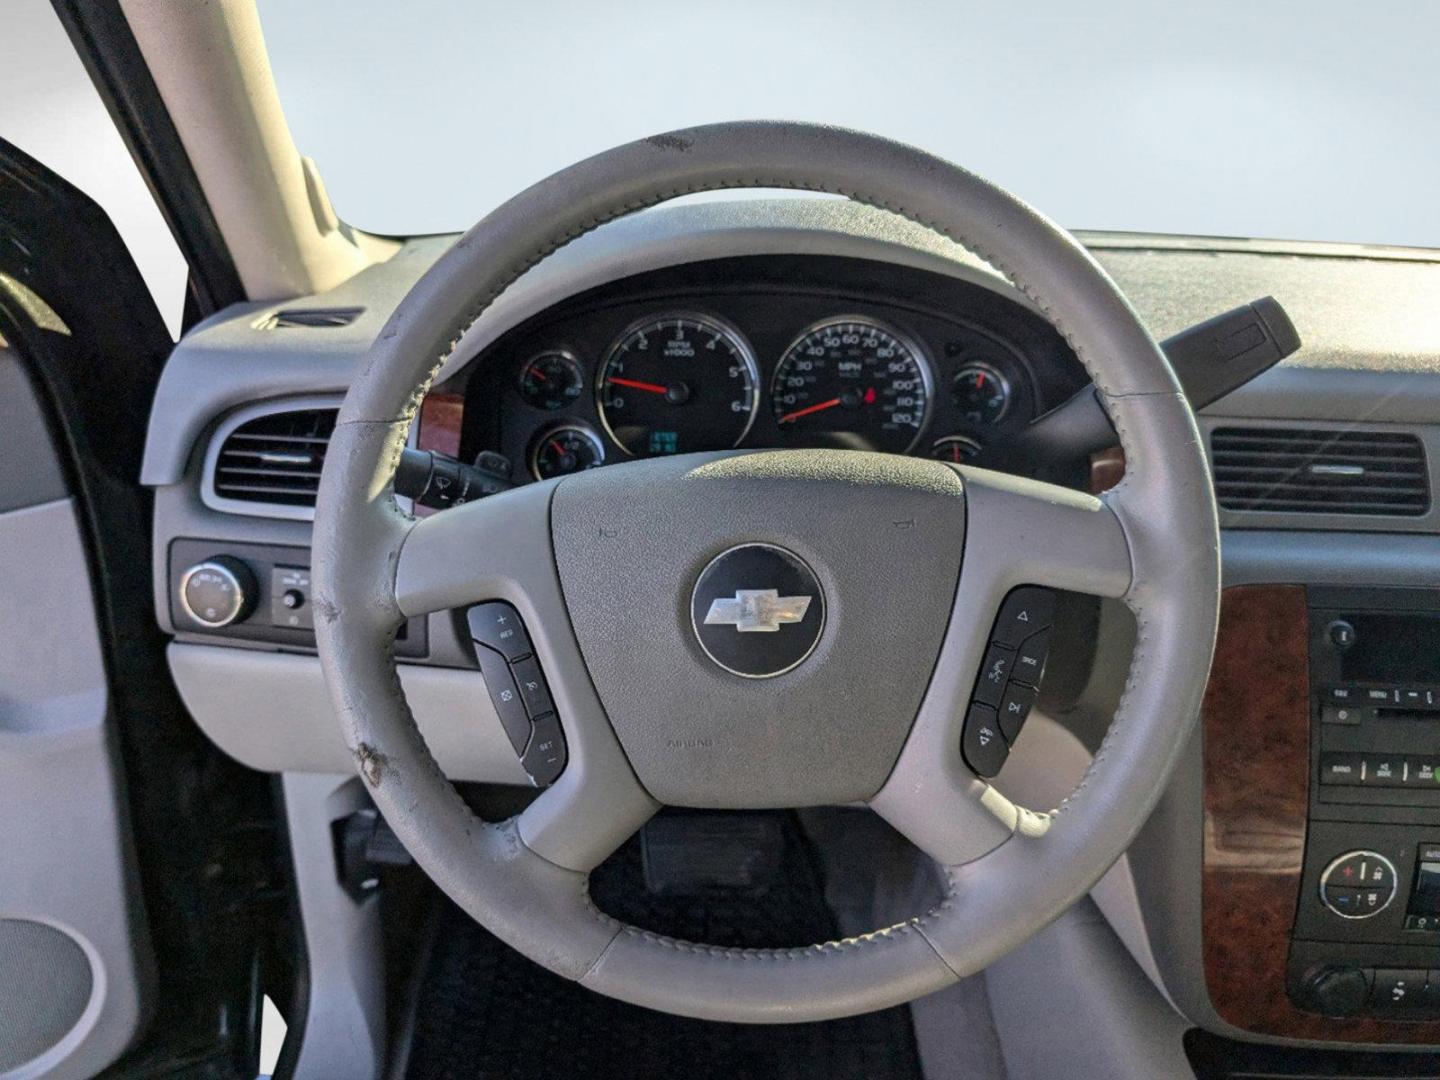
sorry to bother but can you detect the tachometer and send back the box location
[597,314,759,456]
[771,317,931,454]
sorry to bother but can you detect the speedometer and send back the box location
[770,317,932,454]
[597,314,759,457]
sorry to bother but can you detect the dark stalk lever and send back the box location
[394,447,513,510]
[1016,296,1301,459]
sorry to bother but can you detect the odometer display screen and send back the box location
[770,317,932,454]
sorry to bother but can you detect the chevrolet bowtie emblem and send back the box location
[704,589,812,633]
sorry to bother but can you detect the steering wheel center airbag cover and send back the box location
[690,541,825,678]
[550,449,965,807]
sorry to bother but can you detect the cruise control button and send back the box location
[962,703,1008,778]
[466,602,533,661]
[1319,753,1362,786]
[473,644,532,754]
[521,713,567,786]
[998,682,1038,744]
[510,655,554,718]
[974,643,1015,706]
[1013,628,1051,687]
[992,587,1055,648]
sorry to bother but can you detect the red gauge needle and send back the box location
[607,376,669,395]
[777,397,843,424]
[529,368,548,382]
[549,439,565,457]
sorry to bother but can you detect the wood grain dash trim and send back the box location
[1201,584,1440,1042]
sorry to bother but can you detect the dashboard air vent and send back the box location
[258,307,364,330]
[1211,427,1429,516]
[212,407,337,508]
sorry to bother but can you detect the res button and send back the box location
[467,601,533,661]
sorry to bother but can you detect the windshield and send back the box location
[258,1,1438,247]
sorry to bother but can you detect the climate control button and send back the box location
[1320,850,1397,919]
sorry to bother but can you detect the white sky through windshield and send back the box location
[258,0,1439,247]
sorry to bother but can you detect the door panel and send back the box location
[0,399,153,1075]
[0,134,283,1078]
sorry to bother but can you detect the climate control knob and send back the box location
[179,556,256,628]
[1298,965,1370,1018]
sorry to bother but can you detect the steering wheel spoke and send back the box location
[871,466,1135,864]
[394,481,659,871]
[955,465,1133,601]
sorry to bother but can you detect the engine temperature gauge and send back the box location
[951,362,1011,425]
[519,350,585,411]
[530,424,605,480]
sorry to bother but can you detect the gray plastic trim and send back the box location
[985,899,1191,1080]
[280,774,384,1080]
[167,643,528,784]
[0,352,68,514]
[198,393,343,521]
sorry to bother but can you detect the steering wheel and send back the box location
[313,121,1219,1024]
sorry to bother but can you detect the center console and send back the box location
[1287,588,1440,1020]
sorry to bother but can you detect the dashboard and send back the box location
[138,198,1440,1055]
[443,256,1090,487]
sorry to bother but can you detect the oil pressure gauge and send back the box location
[518,350,585,411]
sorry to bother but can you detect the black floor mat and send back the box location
[400,812,924,1080]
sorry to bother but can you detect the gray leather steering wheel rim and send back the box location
[313,121,1220,1023]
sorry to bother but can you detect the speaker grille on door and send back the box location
[0,919,93,1071]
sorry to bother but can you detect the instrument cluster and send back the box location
[450,256,1087,483]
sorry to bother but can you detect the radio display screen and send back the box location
[1339,613,1440,684]
[1405,845,1440,932]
